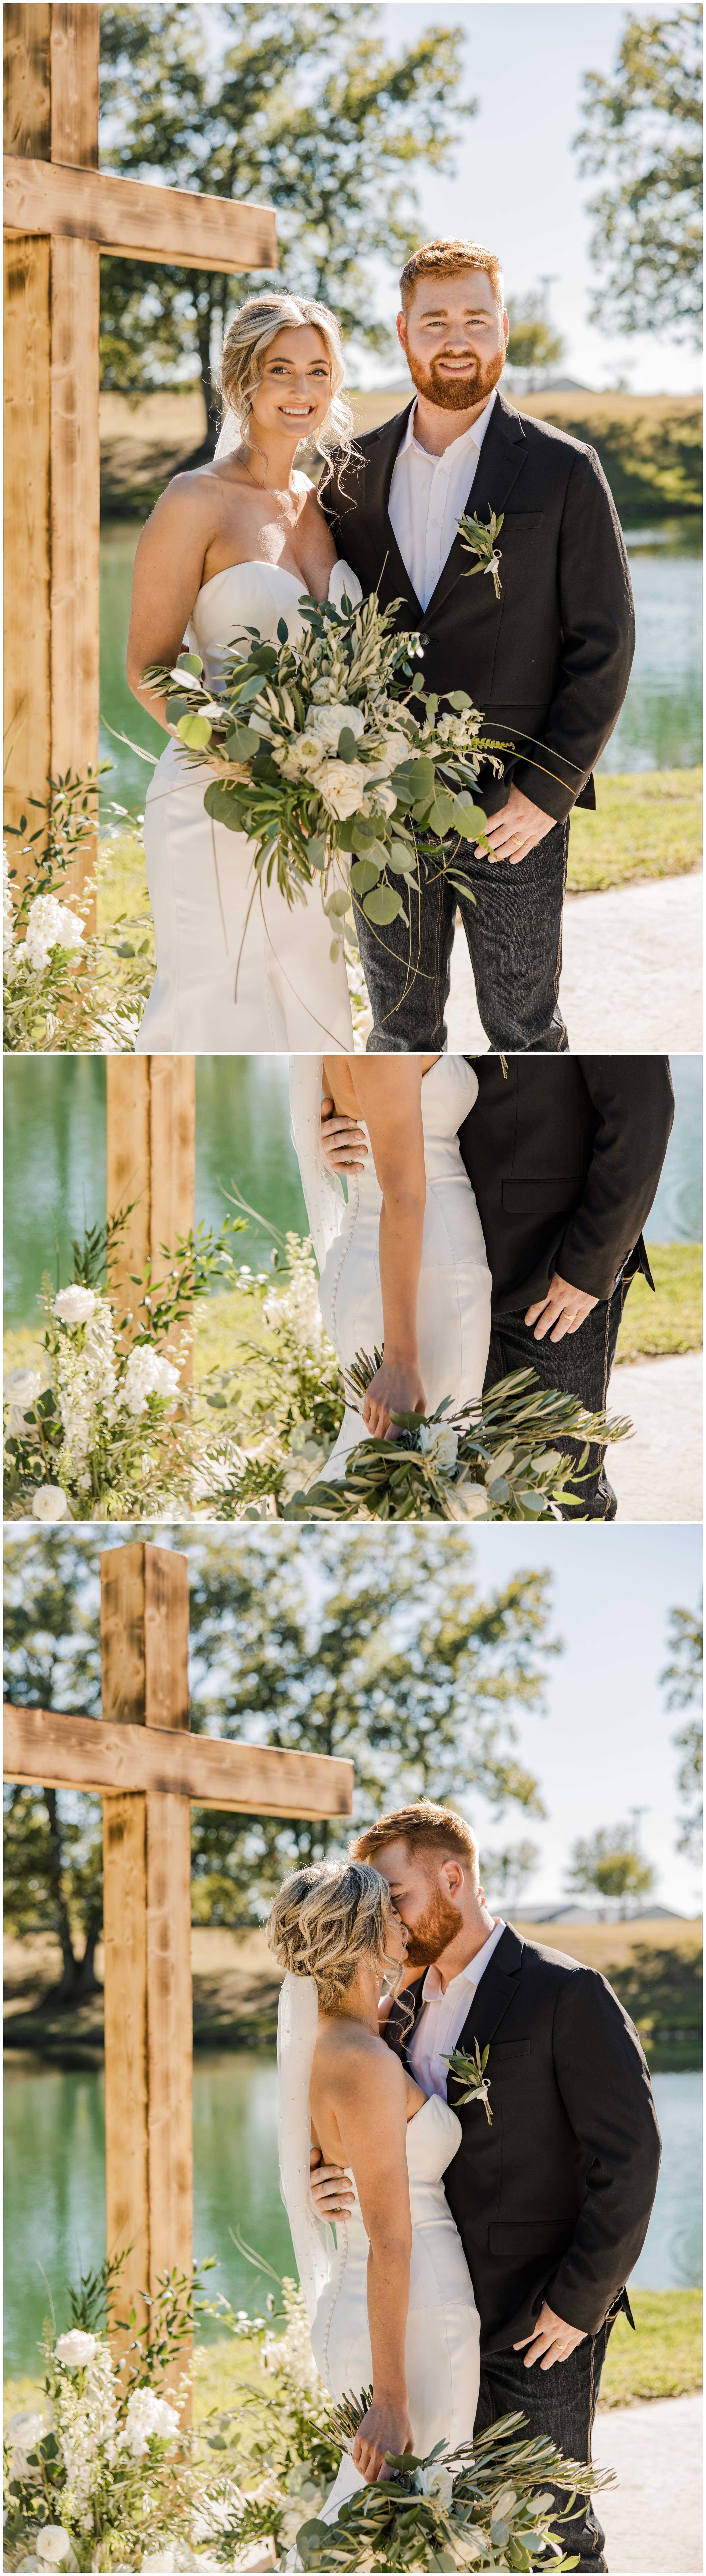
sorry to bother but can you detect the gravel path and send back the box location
[593,2392,702,2574]
[446,871,702,1052]
[607,1352,702,1521]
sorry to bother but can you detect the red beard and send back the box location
[402,1888,461,1967]
[405,342,505,414]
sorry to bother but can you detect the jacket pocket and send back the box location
[498,513,544,544]
[488,2040,532,2064]
[501,1179,582,1215]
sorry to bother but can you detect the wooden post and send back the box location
[106,1054,196,1375]
[101,1542,192,2388]
[4,5,100,908]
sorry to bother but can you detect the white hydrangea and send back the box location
[55,2330,99,2368]
[54,2339,119,2518]
[310,758,368,820]
[54,1285,98,1325]
[304,700,365,754]
[52,1299,118,1477]
[116,2383,180,2460]
[22,894,84,975]
[121,1344,182,1418]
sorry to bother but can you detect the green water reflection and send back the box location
[99,518,702,814]
[3,2056,701,2376]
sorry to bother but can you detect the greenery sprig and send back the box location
[458,505,505,601]
[443,2038,493,2125]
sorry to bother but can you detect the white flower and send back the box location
[23,895,84,974]
[117,2384,180,2460]
[55,2329,99,2368]
[374,729,411,772]
[4,1366,42,1409]
[271,732,326,783]
[305,699,365,754]
[6,2409,46,2449]
[121,1344,181,1419]
[31,1485,68,1520]
[310,758,368,820]
[36,2526,72,2562]
[418,1422,458,1473]
[363,780,397,817]
[415,2462,455,2505]
[54,1285,97,1325]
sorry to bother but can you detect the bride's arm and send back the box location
[331,2044,415,2481]
[350,1060,427,1438]
[126,476,222,730]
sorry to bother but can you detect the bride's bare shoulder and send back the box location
[315,2017,405,2101]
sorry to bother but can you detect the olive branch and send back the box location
[458,506,505,601]
[443,2039,493,2126]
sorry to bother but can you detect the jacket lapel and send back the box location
[424,392,528,625]
[447,1923,524,2091]
[359,403,423,620]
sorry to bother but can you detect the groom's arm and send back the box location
[543,1967,662,2334]
[552,1058,675,1301]
[510,446,635,824]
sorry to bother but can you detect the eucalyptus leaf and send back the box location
[176,650,203,675]
[362,884,404,924]
[177,712,212,749]
[337,726,358,761]
[204,779,247,829]
[350,855,382,894]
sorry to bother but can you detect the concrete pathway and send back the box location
[592,2392,702,2574]
[446,871,702,1052]
[607,1351,702,1521]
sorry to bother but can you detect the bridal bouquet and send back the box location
[142,587,505,961]
[284,1363,632,1524]
[295,2406,613,2572]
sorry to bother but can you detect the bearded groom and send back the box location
[324,237,635,1053]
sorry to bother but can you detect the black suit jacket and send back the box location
[386,1926,661,2355]
[458,1056,674,1312]
[324,389,635,822]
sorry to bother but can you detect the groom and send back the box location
[324,237,635,1053]
[310,1801,662,2571]
[321,1054,674,1517]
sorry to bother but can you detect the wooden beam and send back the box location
[4,157,277,272]
[106,1055,196,1375]
[4,1704,355,1821]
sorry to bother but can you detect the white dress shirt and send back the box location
[407,1918,506,2099]
[388,387,498,613]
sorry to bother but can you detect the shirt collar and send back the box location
[399,383,498,465]
[420,1918,505,2006]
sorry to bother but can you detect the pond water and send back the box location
[4,1055,701,1327]
[3,2057,701,2377]
[98,517,702,817]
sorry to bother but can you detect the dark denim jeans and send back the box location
[475,2309,619,2570]
[355,822,569,1052]
[484,1276,633,1518]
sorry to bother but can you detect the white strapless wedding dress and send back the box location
[311,2094,480,2533]
[137,555,361,1052]
[316,1055,492,1477]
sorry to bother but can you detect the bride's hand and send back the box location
[362,1360,426,1441]
[353,2397,414,2484]
[320,1097,368,1172]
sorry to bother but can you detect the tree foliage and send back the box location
[98,4,473,438]
[574,8,702,342]
[662,1600,702,1860]
[4,1529,560,1957]
[505,297,565,379]
[565,1824,658,1917]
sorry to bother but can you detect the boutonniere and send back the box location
[443,2039,492,2125]
[457,507,504,602]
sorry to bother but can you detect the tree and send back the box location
[4,1527,561,1940]
[662,1601,702,1861]
[505,297,565,381]
[4,1534,104,1999]
[574,9,702,342]
[98,5,473,446]
[565,1824,657,1919]
[479,1838,540,1909]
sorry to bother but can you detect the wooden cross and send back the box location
[3,3,277,890]
[4,1541,353,2376]
[105,1054,196,1372]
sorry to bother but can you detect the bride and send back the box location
[290,1052,492,1474]
[126,291,362,1051]
[267,1859,480,2537]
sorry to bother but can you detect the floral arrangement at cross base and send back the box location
[4,768,155,1053]
[283,1362,632,1523]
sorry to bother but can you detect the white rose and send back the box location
[375,729,411,771]
[6,2410,46,2449]
[121,1344,181,1419]
[418,1422,458,1473]
[36,2525,72,2562]
[415,2462,455,2505]
[311,758,368,820]
[54,2329,98,2368]
[24,895,84,974]
[31,1486,68,1521]
[4,1367,42,1410]
[53,1285,97,1325]
[305,700,365,754]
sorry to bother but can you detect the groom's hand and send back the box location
[478,786,555,866]
[320,1096,369,1172]
[525,1273,598,1342]
[309,2145,355,2221]
[514,2301,587,2370]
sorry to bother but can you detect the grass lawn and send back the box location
[615,1243,702,1361]
[567,771,702,892]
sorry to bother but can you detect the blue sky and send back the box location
[366,1,701,395]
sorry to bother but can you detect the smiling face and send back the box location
[398,268,508,413]
[250,324,333,442]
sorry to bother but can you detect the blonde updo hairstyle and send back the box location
[218,292,356,489]
[267,1859,403,2013]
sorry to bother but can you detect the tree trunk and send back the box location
[44,1786,81,1999]
[181,279,220,464]
[73,1889,104,1996]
